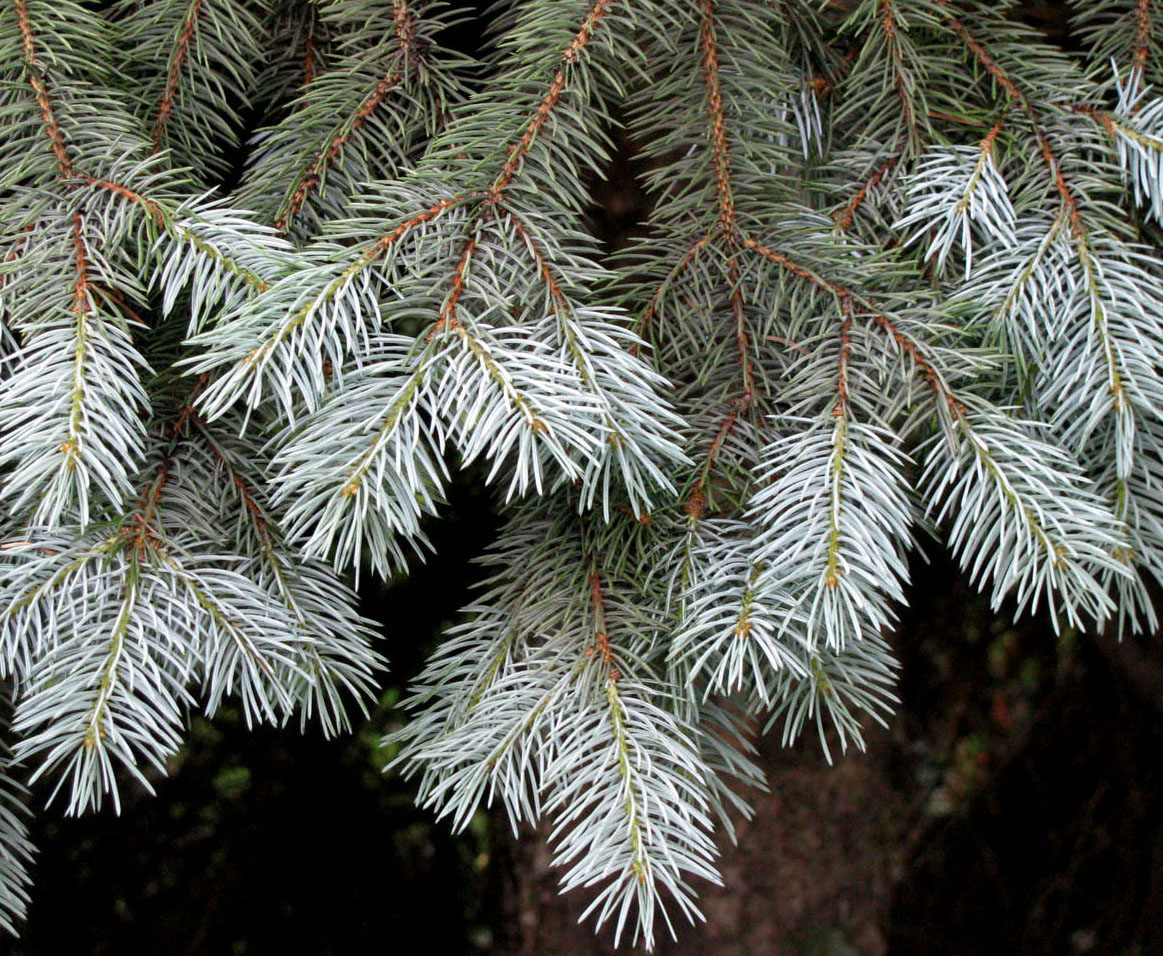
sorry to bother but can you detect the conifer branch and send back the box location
[4,2,1163,944]
[1134,0,1153,78]
[12,0,72,178]
[488,0,616,199]
[150,0,205,151]
[874,0,921,142]
[699,0,755,408]
[740,236,963,416]
[834,153,899,231]
[273,0,426,234]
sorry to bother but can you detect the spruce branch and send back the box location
[111,0,271,182]
[3,1,1163,945]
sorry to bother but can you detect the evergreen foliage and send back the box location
[0,0,1161,945]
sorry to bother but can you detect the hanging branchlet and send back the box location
[110,0,272,183]
[239,0,475,238]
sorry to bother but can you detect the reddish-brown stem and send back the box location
[698,0,754,404]
[879,0,919,140]
[742,235,964,415]
[833,312,853,418]
[209,443,271,541]
[834,154,899,232]
[357,197,460,267]
[303,34,317,89]
[700,0,736,231]
[686,397,745,519]
[276,70,404,233]
[727,258,754,403]
[126,462,169,557]
[92,283,145,326]
[673,0,757,518]
[71,213,89,320]
[945,12,1082,236]
[77,175,166,226]
[431,237,476,336]
[587,566,618,678]
[169,372,212,438]
[277,1,419,233]
[1068,103,1119,141]
[0,541,59,556]
[981,116,1006,153]
[167,375,272,540]
[946,12,1023,102]
[489,0,616,199]
[632,232,713,354]
[498,205,568,309]
[301,6,319,92]
[14,0,73,178]
[151,0,206,151]
[1134,0,1153,78]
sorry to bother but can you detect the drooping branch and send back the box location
[943,11,1082,234]
[741,236,963,415]
[151,0,205,151]
[276,0,422,233]
[684,0,757,514]
[944,15,1132,425]
[431,0,619,311]
[488,0,617,199]
[14,0,72,177]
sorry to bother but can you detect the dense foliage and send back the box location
[1,0,1162,946]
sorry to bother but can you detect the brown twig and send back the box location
[14,0,72,177]
[878,0,920,142]
[632,231,713,354]
[151,0,206,151]
[834,155,900,232]
[833,311,853,419]
[489,0,616,199]
[77,175,166,226]
[587,565,618,679]
[1133,0,1153,79]
[430,236,476,337]
[741,236,964,416]
[277,0,420,233]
